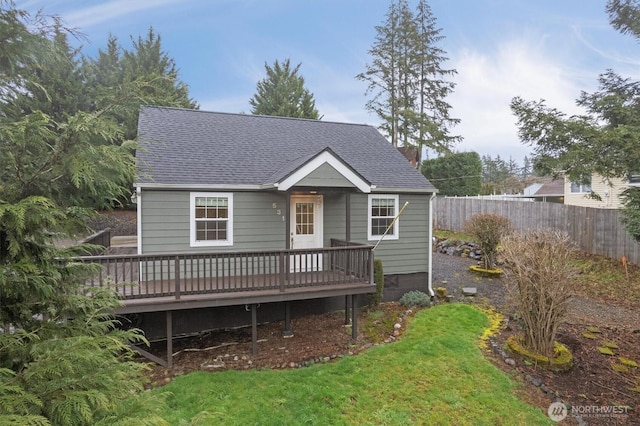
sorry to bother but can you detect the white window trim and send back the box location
[190,192,234,247]
[367,194,399,241]
[570,181,592,193]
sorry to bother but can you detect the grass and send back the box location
[568,252,640,308]
[434,229,478,243]
[151,304,552,425]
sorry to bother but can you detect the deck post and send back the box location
[344,295,351,325]
[283,302,293,337]
[174,256,181,300]
[351,294,357,339]
[166,311,173,368]
[251,304,258,356]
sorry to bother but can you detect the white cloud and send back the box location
[61,0,191,28]
[448,36,596,163]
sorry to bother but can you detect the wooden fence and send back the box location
[433,198,640,266]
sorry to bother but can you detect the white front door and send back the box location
[290,195,323,272]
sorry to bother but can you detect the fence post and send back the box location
[174,256,181,300]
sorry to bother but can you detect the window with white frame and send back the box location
[190,192,233,247]
[629,172,640,185]
[570,178,592,193]
[368,194,399,241]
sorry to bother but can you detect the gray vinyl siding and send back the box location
[141,190,287,254]
[322,192,347,245]
[349,193,430,275]
[140,189,431,276]
[296,163,356,188]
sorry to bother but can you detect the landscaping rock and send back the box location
[462,287,477,296]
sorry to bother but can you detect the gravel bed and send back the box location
[431,251,507,307]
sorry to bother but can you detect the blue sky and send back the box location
[21,0,639,164]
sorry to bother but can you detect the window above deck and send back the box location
[190,192,234,247]
[368,194,399,241]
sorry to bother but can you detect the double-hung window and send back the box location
[570,178,592,193]
[190,192,233,247]
[368,194,399,241]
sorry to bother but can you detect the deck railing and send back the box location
[77,243,373,300]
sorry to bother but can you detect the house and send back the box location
[564,173,640,208]
[108,106,437,365]
[522,178,565,203]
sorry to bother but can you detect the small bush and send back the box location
[399,291,431,308]
[435,287,447,300]
[464,214,512,270]
[368,259,384,307]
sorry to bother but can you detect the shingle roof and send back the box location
[534,179,565,196]
[136,106,436,192]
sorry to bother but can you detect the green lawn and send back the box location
[150,304,551,425]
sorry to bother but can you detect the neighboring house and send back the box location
[126,106,437,359]
[523,179,565,203]
[564,173,640,208]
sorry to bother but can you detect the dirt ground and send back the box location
[99,210,639,424]
[143,303,412,385]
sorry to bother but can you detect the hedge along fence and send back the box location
[433,198,640,266]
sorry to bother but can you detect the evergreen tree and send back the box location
[357,0,460,154]
[0,4,167,423]
[357,1,403,145]
[421,151,482,196]
[81,28,198,142]
[249,58,320,119]
[82,34,124,111]
[119,27,198,139]
[481,155,523,195]
[4,26,88,122]
[412,0,460,155]
[521,155,532,179]
[511,1,640,238]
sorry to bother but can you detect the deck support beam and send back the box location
[351,294,357,339]
[166,311,173,368]
[283,302,293,337]
[344,295,351,325]
[251,304,258,356]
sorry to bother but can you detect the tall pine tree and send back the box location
[357,0,460,155]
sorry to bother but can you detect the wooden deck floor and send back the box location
[112,272,374,314]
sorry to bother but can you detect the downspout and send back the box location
[427,192,436,297]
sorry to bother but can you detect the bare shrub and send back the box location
[463,214,512,269]
[500,229,576,357]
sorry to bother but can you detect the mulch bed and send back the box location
[143,303,411,387]
[488,321,640,425]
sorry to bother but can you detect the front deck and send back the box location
[78,241,375,366]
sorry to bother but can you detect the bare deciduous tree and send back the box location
[500,229,576,357]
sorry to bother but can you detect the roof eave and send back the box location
[135,182,276,191]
